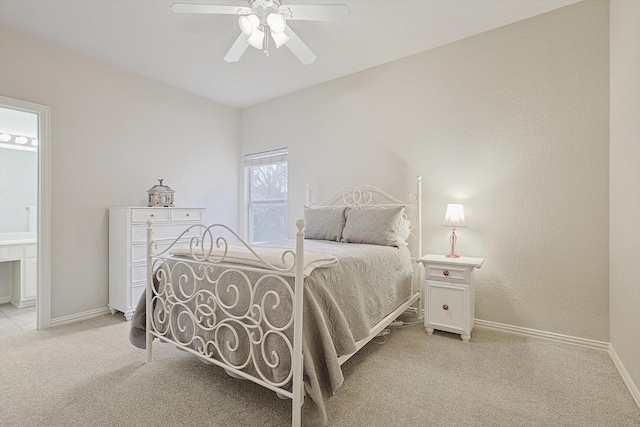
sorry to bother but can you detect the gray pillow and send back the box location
[342,206,406,247]
[303,206,346,242]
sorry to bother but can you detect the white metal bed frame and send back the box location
[144,176,422,427]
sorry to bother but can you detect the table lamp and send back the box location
[443,204,465,258]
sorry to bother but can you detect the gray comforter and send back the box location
[129,239,412,426]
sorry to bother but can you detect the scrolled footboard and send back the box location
[145,219,305,426]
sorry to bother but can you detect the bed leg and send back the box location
[146,330,153,363]
[292,388,302,427]
[146,219,154,364]
[291,218,305,427]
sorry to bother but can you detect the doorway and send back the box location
[0,96,51,332]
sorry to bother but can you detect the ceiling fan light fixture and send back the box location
[267,12,286,33]
[239,14,259,36]
[247,27,265,49]
[271,30,289,48]
[171,1,351,64]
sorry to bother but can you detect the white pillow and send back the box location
[303,206,346,242]
[342,206,406,247]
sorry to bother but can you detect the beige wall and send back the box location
[610,0,640,403]
[241,1,610,341]
[1,0,634,400]
[0,26,240,320]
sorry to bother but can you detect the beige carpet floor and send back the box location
[1,313,639,426]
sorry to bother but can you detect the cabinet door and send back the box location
[23,258,37,299]
[426,280,468,334]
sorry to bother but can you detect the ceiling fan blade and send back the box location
[224,33,250,63]
[279,4,350,22]
[170,3,251,15]
[283,27,317,65]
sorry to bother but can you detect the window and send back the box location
[245,148,288,244]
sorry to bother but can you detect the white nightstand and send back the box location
[418,254,484,342]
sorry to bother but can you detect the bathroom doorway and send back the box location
[0,96,51,333]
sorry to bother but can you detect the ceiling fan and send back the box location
[170,1,350,65]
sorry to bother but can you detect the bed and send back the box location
[129,176,423,426]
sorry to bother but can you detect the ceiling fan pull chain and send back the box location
[264,26,270,56]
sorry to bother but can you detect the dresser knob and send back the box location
[186,213,190,216]
[150,214,154,217]
[443,270,449,276]
[442,304,449,311]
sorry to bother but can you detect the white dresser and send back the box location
[108,207,206,320]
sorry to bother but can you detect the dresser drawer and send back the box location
[131,263,147,283]
[131,223,200,243]
[131,238,193,263]
[425,263,469,282]
[131,209,171,223]
[130,283,146,308]
[171,209,204,221]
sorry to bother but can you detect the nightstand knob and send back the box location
[443,270,449,276]
[186,213,190,216]
[442,304,449,310]
[150,214,154,217]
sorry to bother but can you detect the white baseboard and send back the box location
[474,319,610,351]
[609,345,640,409]
[50,306,111,327]
[0,295,10,304]
[475,319,639,410]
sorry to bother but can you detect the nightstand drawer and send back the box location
[426,281,468,333]
[425,263,469,282]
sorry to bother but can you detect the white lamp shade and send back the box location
[239,14,259,36]
[247,27,265,49]
[271,30,290,48]
[443,204,466,227]
[267,12,286,33]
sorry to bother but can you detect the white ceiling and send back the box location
[0,0,582,109]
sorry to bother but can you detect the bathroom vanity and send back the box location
[0,232,37,308]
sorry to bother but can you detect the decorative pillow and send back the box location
[303,206,346,242]
[342,206,406,247]
[396,218,411,247]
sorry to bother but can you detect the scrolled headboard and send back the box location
[305,176,422,258]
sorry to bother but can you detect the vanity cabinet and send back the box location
[0,233,37,308]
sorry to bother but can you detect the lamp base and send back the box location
[446,251,460,258]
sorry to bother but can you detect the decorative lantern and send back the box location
[147,179,175,207]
